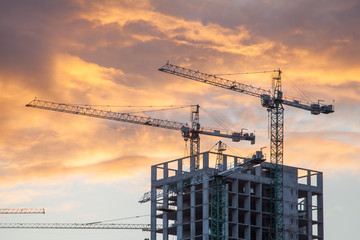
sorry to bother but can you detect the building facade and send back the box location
[150,151,323,240]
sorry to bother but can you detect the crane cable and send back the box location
[200,107,233,133]
[225,144,242,157]
[184,140,189,157]
[207,141,244,164]
[208,141,221,152]
[67,104,193,114]
[213,69,318,104]
[213,70,275,76]
[70,104,190,108]
[208,140,241,157]
[122,105,191,114]
[86,214,150,225]
[282,73,316,104]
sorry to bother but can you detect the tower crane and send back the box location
[26,99,255,169]
[159,62,334,240]
[0,208,45,214]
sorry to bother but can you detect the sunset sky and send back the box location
[0,0,359,239]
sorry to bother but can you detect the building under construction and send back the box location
[23,61,332,240]
[149,151,323,240]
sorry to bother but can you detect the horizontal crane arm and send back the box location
[26,99,186,131]
[159,62,271,98]
[26,99,254,143]
[282,99,334,115]
[0,222,162,230]
[0,208,45,214]
[198,129,255,144]
[160,63,334,115]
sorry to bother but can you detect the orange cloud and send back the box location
[285,132,360,173]
[77,0,274,56]
[0,0,357,193]
[0,51,195,187]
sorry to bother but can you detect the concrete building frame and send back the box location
[150,151,323,240]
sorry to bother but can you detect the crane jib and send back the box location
[0,222,162,230]
[26,100,185,131]
[159,63,271,98]
[159,63,334,115]
[26,99,255,143]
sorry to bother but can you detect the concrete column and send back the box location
[151,165,157,240]
[317,193,324,237]
[190,185,196,238]
[244,181,251,240]
[255,165,262,176]
[234,157,238,167]
[317,172,323,189]
[163,184,168,240]
[203,152,209,169]
[307,191,312,240]
[307,170,311,186]
[151,165,157,182]
[223,155,227,170]
[190,156,196,172]
[233,180,239,238]
[162,164,168,240]
[177,185,183,239]
[203,180,210,239]
[258,183,263,240]
[177,157,183,175]
[164,163,168,179]
[151,187,157,240]
[225,184,229,239]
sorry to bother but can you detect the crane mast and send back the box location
[268,70,285,240]
[159,62,334,240]
[26,99,255,169]
[190,105,200,168]
[215,140,227,168]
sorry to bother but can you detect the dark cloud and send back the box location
[0,21,55,90]
[123,20,166,37]
[0,3,356,240]
[0,0,82,92]
[0,0,356,185]
[150,0,360,62]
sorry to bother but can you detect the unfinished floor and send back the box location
[150,151,323,240]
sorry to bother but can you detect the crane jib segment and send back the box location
[0,208,45,214]
[282,99,334,115]
[0,222,162,230]
[26,99,186,131]
[160,63,334,115]
[159,63,271,98]
[26,99,254,143]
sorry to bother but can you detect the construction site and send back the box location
[1,62,333,240]
[146,150,323,240]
